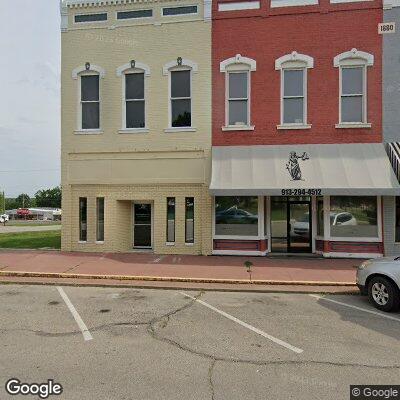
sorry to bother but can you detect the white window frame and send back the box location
[334,48,374,129]
[72,64,105,134]
[275,51,314,130]
[220,54,256,131]
[163,59,198,133]
[116,62,151,134]
[74,12,108,25]
[162,5,198,17]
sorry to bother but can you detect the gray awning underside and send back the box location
[210,143,400,196]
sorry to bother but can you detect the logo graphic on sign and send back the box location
[286,151,309,181]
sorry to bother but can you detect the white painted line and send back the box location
[309,294,400,323]
[181,292,303,354]
[151,256,164,264]
[57,287,93,341]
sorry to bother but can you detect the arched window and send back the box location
[163,58,198,132]
[72,64,105,133]
[116,61,151,133]
[220,54,256,131]
[275,51,314,129]
[334,48,374,128]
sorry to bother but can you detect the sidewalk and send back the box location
[0,250,360,292]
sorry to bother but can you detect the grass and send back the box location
[6,221,61,227]
[0,230,61,249]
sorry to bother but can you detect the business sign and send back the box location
[378,22,395,34]
[17,208,30,216]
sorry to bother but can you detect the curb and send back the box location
[0,270,357,287]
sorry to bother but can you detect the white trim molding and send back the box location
[116,62,151,77]
[72,64,105,79]
[60,0,69,32]
[271,0,318,7]
[220,54,257,72]
[275,51,314,70]
[333,48,374,68]
[162,58,198,76]
[219,1,260,11]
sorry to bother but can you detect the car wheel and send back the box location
[368,277,400,312]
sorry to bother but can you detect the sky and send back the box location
[0,0,61,197]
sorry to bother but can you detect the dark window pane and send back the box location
[96,198,104,242]
[126,73,144,100]
[185,197,194,243]
[229,100,248,125]
[82,103,100,129]
[284,70,303,97]
[134,225,151,247]
[134,204,151,224]
[172,99,191,127]
[229,73,247,99]
[341,96,363,123]
[79,198,87,242]
[167,197,175,243]
[126,101,145,128]
[171,71,191,98]
[163,6,197,15]
[117,9,152,19]
[342,67,363,95]
[283,98,304,124]
[75,13,107,23]
[396,197,400,242]
[81,75,99,101]
[317,197,324,237]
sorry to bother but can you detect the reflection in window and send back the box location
[81,75,100,129]
[167,197,175,243]
[125,73,145,128]
[185,198,194,243]
[215,196,258,236]
[283,69,304,124]
[79,198,87,242]
[171,70,191,127]
[330,196,377,238]
[228,72,249,126]
[96,198,104,242]
[317,196,324,236]
[75,13,107,23]
[340,67,364,123]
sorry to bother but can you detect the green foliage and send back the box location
[15,194,31,208]
[34,187,62,208]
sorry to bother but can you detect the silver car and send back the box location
[357,257,400,312]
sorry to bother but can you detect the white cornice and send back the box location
[333,48,374,67]
[220,54,257,72]
[275,51,314,70]
[63,0,195,7]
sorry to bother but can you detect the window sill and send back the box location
[95,241,104,244]
[78,241,87,244]
[165,242,175,246]
[185,242,194,246]
[164,127,197,133]
[118,128,149,134]
[222,125,255,131]
[335,123,372,129]
[277,124,312,130]
[74,129,103,135]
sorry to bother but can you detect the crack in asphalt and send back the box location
[208,359,216,400]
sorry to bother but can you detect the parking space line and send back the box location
[57,287,93,342]
[309,294,400,322]
[181,292,303,354]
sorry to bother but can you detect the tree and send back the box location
[15,194,31,208]
[34,187,62,208]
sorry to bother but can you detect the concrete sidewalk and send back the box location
[0,250,361,292]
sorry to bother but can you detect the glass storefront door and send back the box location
[271,197,312,253]
[134,203,152,248]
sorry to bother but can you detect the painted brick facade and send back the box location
[212,0,383,146]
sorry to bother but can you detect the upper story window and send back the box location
[163,58,198,132]
[117,9,153,20]
[74,13,107,23]
[72,64,105,133]
[270,0,318,7]
[116,61,151,133]
[334,48,374,128]
[275,51,314,130]
[162,5,198,16]
[220,54,256,131]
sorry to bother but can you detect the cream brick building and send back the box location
[61,0,212,254]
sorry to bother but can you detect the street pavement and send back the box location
[0,284,399,399]
[0,225,61,234]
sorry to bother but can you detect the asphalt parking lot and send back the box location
[0,285,399,400]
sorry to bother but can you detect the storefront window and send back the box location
[185,197,194,243]
[215,196,258,236]
[330,196,378,238]
[317,196,324,236]
[395,197,400,242]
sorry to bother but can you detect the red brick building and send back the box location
[210,0,400,257]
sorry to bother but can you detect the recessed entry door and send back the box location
[133,203,152,248]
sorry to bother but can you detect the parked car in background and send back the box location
[357,257,400,312]
[0,214,9,224]
[216,207,258,225]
